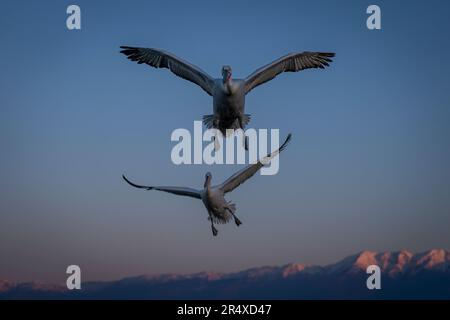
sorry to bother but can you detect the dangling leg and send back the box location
[226,207,242,226]
[213,130,221,151]
[237,117,248,150]
[210,216,218,236]
[233,215,242,226]
[213,120,221,151]
[213,117,219,129]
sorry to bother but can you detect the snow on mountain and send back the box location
[322,249,450,277]
[412,249,450,272]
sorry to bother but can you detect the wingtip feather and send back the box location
[279,133,292,152]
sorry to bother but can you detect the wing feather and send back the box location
[122,175,202,199]
[219,134,292,194]
[244,52,335,94]
[120,46,215,96]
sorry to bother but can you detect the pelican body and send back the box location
[210,71,247,134]
[123,134,291,236]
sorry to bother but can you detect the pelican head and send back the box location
[221,65,232,83]
[204,172,212,188]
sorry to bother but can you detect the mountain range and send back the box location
[1,249,449,299]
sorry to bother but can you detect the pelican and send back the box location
[120,46,333,148]
[123,134,291,236]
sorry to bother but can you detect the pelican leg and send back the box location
[233,215,242,226]
[237,117,249,150]
[213,118,219,128]
[213,130,221,151]
[226,207,242,226]
[210,218,218,236]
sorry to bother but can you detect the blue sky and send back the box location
[1,0,450,283]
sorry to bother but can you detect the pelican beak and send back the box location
[223,71,231,83]
[204,173,212,187]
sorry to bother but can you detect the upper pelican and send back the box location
[120,46,334,147]
[123,134,291,236]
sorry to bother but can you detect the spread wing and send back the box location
[120,46,215,96]
[244,52,335,94]
[219,134,292,194]
[122,175,202,199]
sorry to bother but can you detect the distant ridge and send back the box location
[1,249,449,299]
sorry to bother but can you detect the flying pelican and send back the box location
[120,46,333,148]
[123,134,292,236]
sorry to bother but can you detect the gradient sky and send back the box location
[1,0,450,283]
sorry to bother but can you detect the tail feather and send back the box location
[241,114,251,127]
[207,202,236,224]
[203,114,252,130]
[203,114,215,129]
[227,201,236,214]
